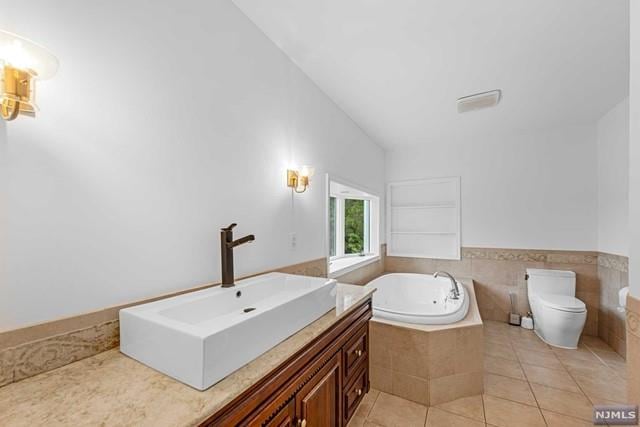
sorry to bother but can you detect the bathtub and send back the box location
[365,273,469,324]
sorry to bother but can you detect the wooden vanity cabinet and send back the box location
[202,298,371,427]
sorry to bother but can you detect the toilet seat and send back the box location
[537,293,586,313]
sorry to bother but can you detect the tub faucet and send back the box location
[220,223,255,288]
[434,271,460,300]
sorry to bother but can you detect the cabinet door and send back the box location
[295,353,342,427]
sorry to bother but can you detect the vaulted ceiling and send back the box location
[233,0,629,148]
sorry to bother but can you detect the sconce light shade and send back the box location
[0,30,58,120]
[287,166,314,193]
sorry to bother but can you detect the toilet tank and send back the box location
[526,268,576,297]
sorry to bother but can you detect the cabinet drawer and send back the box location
[343,324,368,382]
[343,366,368,423]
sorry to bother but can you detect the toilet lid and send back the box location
[538,294,586,313]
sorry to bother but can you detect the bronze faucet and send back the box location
[220,223,255,287]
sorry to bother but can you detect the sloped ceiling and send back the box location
[233,0,629,148]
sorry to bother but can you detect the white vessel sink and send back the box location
[120,272,337,390]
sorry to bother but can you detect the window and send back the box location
[327,178,380,276]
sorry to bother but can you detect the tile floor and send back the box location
[349,321,627,427]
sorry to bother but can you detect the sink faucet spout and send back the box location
[220,223,255,288]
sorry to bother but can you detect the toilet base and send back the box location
[534,329,578,350]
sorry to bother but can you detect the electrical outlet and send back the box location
[289,232,297,249]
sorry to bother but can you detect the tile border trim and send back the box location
[598,252,629,273]
[461,247,598,264]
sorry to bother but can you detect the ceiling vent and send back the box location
[457,90,501,113]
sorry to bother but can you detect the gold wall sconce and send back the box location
[0,30,58,121]
[287,166,314,193]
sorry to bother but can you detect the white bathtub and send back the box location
[365,273,469,325]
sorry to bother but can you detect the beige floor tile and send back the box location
[483,395,546,427]
[484,373,537,406]
[560,356,617,379]
[572,373,627,404]
[587,396,628,406]
[484,341,518,361]
[542,410,594,427]
[367,392,427,427]
[507,325,534,336]
[353,389,380,419]
[484,321,511,332]
[552,345,600,363]
[485,333,512,346]
[592,348,626,365]
[530,383,593,421]
[510,335,552,353]
[581,335,613,351]
[607,360,627,379]
[425,407,484,427]
[347,414,366,427]
[521,363,581,393]
[434,394,484,422]
[484,355,525,380]
[515,348,564,370]
[363,422,385,427]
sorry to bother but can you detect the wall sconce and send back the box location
[287,166,314,193]
[0,30,58,121]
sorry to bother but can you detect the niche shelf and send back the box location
[387,177,461,260]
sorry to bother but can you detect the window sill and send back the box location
[328,254,380,278]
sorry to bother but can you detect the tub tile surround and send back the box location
[369,278,484,406]
[0,257,327,387]
[386,247,602,337]
[350,321,628,427]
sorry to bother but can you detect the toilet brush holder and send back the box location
[508,292,521,326]
[521,314,534,330]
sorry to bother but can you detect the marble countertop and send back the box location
[0,284,375,427]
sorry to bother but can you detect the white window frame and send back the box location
[325,174,380,277]
[330,196,373,260]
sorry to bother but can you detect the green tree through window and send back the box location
[344,199,365,254]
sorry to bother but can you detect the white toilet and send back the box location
[526,268,586,349]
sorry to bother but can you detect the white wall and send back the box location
[630,0,640,298]
[0,0,384,330]
[597,98,629,256]
[386,125,598,251]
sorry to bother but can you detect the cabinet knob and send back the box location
[297,419,307,427]
[355,349,362,357]
[356,388,363,396]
